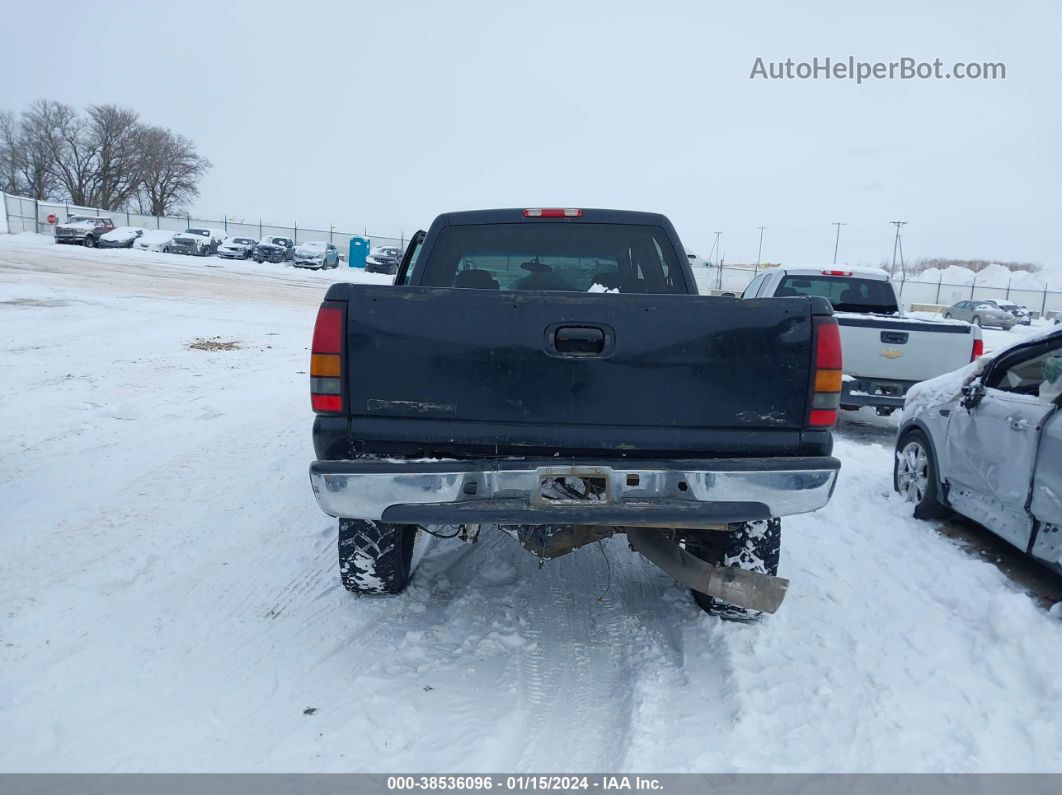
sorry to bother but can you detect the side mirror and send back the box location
[960,381,986,411]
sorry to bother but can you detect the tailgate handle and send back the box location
[880,331,909,344]
[554,325,606,355]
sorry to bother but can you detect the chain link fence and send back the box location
[3,190,1060,318]
[1,192,407,255]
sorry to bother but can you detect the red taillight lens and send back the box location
[971,338,984,361]
[820,270,853,277]
[311,394,343,412]
[808,409,838,427]
[809,317,842,428]
[312,307,343,353]
[523,208,583,218]
[311,305,344,413]
[815,320,842,369]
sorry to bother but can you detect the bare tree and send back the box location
[136,126,211,216]
[25,99,97,206]
[16,109,59,200]
[7,98,211,215]
[0,110,22,194]
[85,104,142,209]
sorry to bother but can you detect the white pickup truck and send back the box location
[743,267,983,415]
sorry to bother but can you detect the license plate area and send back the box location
[532,469,611,505]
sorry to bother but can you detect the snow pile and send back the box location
[973,263,1019,287]
[903,263,1062,291]
[938,264,976,284]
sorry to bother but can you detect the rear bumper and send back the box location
[841,377,918,409]
[309,456,841,526]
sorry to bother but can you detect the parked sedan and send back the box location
[217,237,258,260]
[254,236,295,263]
[364,245,402,274]
[984,299,1032,326]
[99,226,146,248]
[134,230,178,253]
[293,241,340,269]
[896,327,1062,574]
[943,299,1017,330]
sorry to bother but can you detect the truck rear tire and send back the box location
[683,518,781,622]
[337,519,417,595]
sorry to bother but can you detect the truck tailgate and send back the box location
[836,315,976,381]
[339,285,819,455]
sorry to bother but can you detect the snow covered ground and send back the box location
[1,234,1061,773]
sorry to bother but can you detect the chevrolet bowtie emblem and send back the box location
[880,349,904,359]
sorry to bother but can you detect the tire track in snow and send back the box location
[507,537,672,772]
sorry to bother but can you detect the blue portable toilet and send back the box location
[348,236,370,268]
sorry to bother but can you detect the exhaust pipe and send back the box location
[626,528,789,613]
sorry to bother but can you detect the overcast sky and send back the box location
[2,0,1059,267]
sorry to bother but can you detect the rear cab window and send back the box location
[416,223,686,294]
[778,274,898,314]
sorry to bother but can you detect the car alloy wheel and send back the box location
[896,439,930,505]
[84,236,95,248]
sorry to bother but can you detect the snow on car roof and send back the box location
[299,241,327,248]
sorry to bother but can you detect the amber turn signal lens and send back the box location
[815,369,843,393]
[311,353,341,377]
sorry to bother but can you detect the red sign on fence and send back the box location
[46,214,57,224]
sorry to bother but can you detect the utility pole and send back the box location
[832,222,846,264]
[889,221,907,279]
[708,231,722,265]
[754,226,766,275]
[713,231,723,289]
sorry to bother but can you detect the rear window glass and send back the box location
[778,275,898,314]
[417,223,686,293]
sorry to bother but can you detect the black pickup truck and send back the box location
[308,208,842,620]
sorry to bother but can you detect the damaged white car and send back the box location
[895,327,1062,574]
